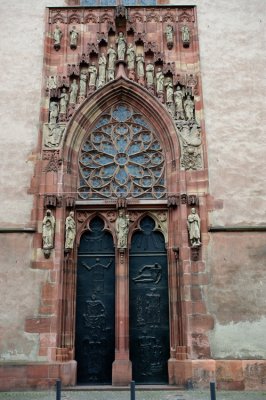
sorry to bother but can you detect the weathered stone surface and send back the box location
[207,233,266,358]
[0,234,47,361]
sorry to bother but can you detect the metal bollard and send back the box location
[130,380,136,400]
[210,381,216,400]
[56,378,61,400]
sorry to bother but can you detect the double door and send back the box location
[75,215,169,384]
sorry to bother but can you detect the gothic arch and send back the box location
[76,211,116,246]
[62,77,181,199]
[128,211,168,247]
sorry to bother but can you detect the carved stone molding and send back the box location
[180,194,199,205]
[65,197,76,208]
[67,64,80,77]
[87,43,99,55]
[167,195,179,208]
[58,76,70,88]
[191,246,200,261]
[188,195,199,206]
[44,195,57,208]
[42,150,62,173]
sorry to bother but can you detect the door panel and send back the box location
[129,216,170,384]
[75,217,115,384]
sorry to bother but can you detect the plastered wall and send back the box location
[206,233,266,358]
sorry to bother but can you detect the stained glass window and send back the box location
[78,104,166,200]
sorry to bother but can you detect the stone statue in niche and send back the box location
[165,25,174,49]
[165,78,174,104]
[107,44,117,70]
[42,209,55,258]
[88,62,97,87]
[184,95,195,121]
[49,101,59,124]
[156,68,164,94]
[174,86,185,120]
[165,78,174,116]
[69,79,78,104]
[59,88,69,114]
[97,53,107,88]
[116,32,126,60]
[53,25,62,51]
[181,25,190,48]
[136,54,145,78]
[107,45,116,81]
[146,63,154,86]
[187,208,201,247]
[69,26,78,49]
[65,211,76,251]
[44,123,64,148]
[126,43,135,70]
[177,123,202,170]
[79,70,87,97]
[116,209,130,249]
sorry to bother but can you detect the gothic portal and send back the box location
[30,4,210,386]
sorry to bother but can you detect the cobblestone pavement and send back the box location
[0,390,266,400]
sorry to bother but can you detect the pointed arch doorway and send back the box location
[63,80,184,385]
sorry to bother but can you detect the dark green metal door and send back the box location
[129,216,170,384]
[75,216,115,384]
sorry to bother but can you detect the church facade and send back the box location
[0,0,265,390]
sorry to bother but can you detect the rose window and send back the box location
[78,104,166,199]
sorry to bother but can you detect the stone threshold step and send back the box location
[65,385,183,391]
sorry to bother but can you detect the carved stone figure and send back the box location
[165,25,173,49]
[115,209,130,249]
[126,43,135,70]
[79,71,87,97]
[136,54,144,77]
[156,68,164,93]
[184,95,195,120]
[107,68,115,81]
[107,45,117,70]
[174,86,185,119]
[47,76,57,90]
[45,123,64,148]
[49,101,59,124]
[59,88,68,114]
[165,78,174,103]
[116,32,126,60]
[65,211,76,250]
[146,63,154,86]
[88,63,97,87]
[53,25,62,50]
[69,79,78,104]
[42,209,55,251]
[178,123,202,170]
[181,25,190,47]
[187,208,201,247]
[97,53,107,88]
[70,26,78,49]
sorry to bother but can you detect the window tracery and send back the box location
[78,104,166,199]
